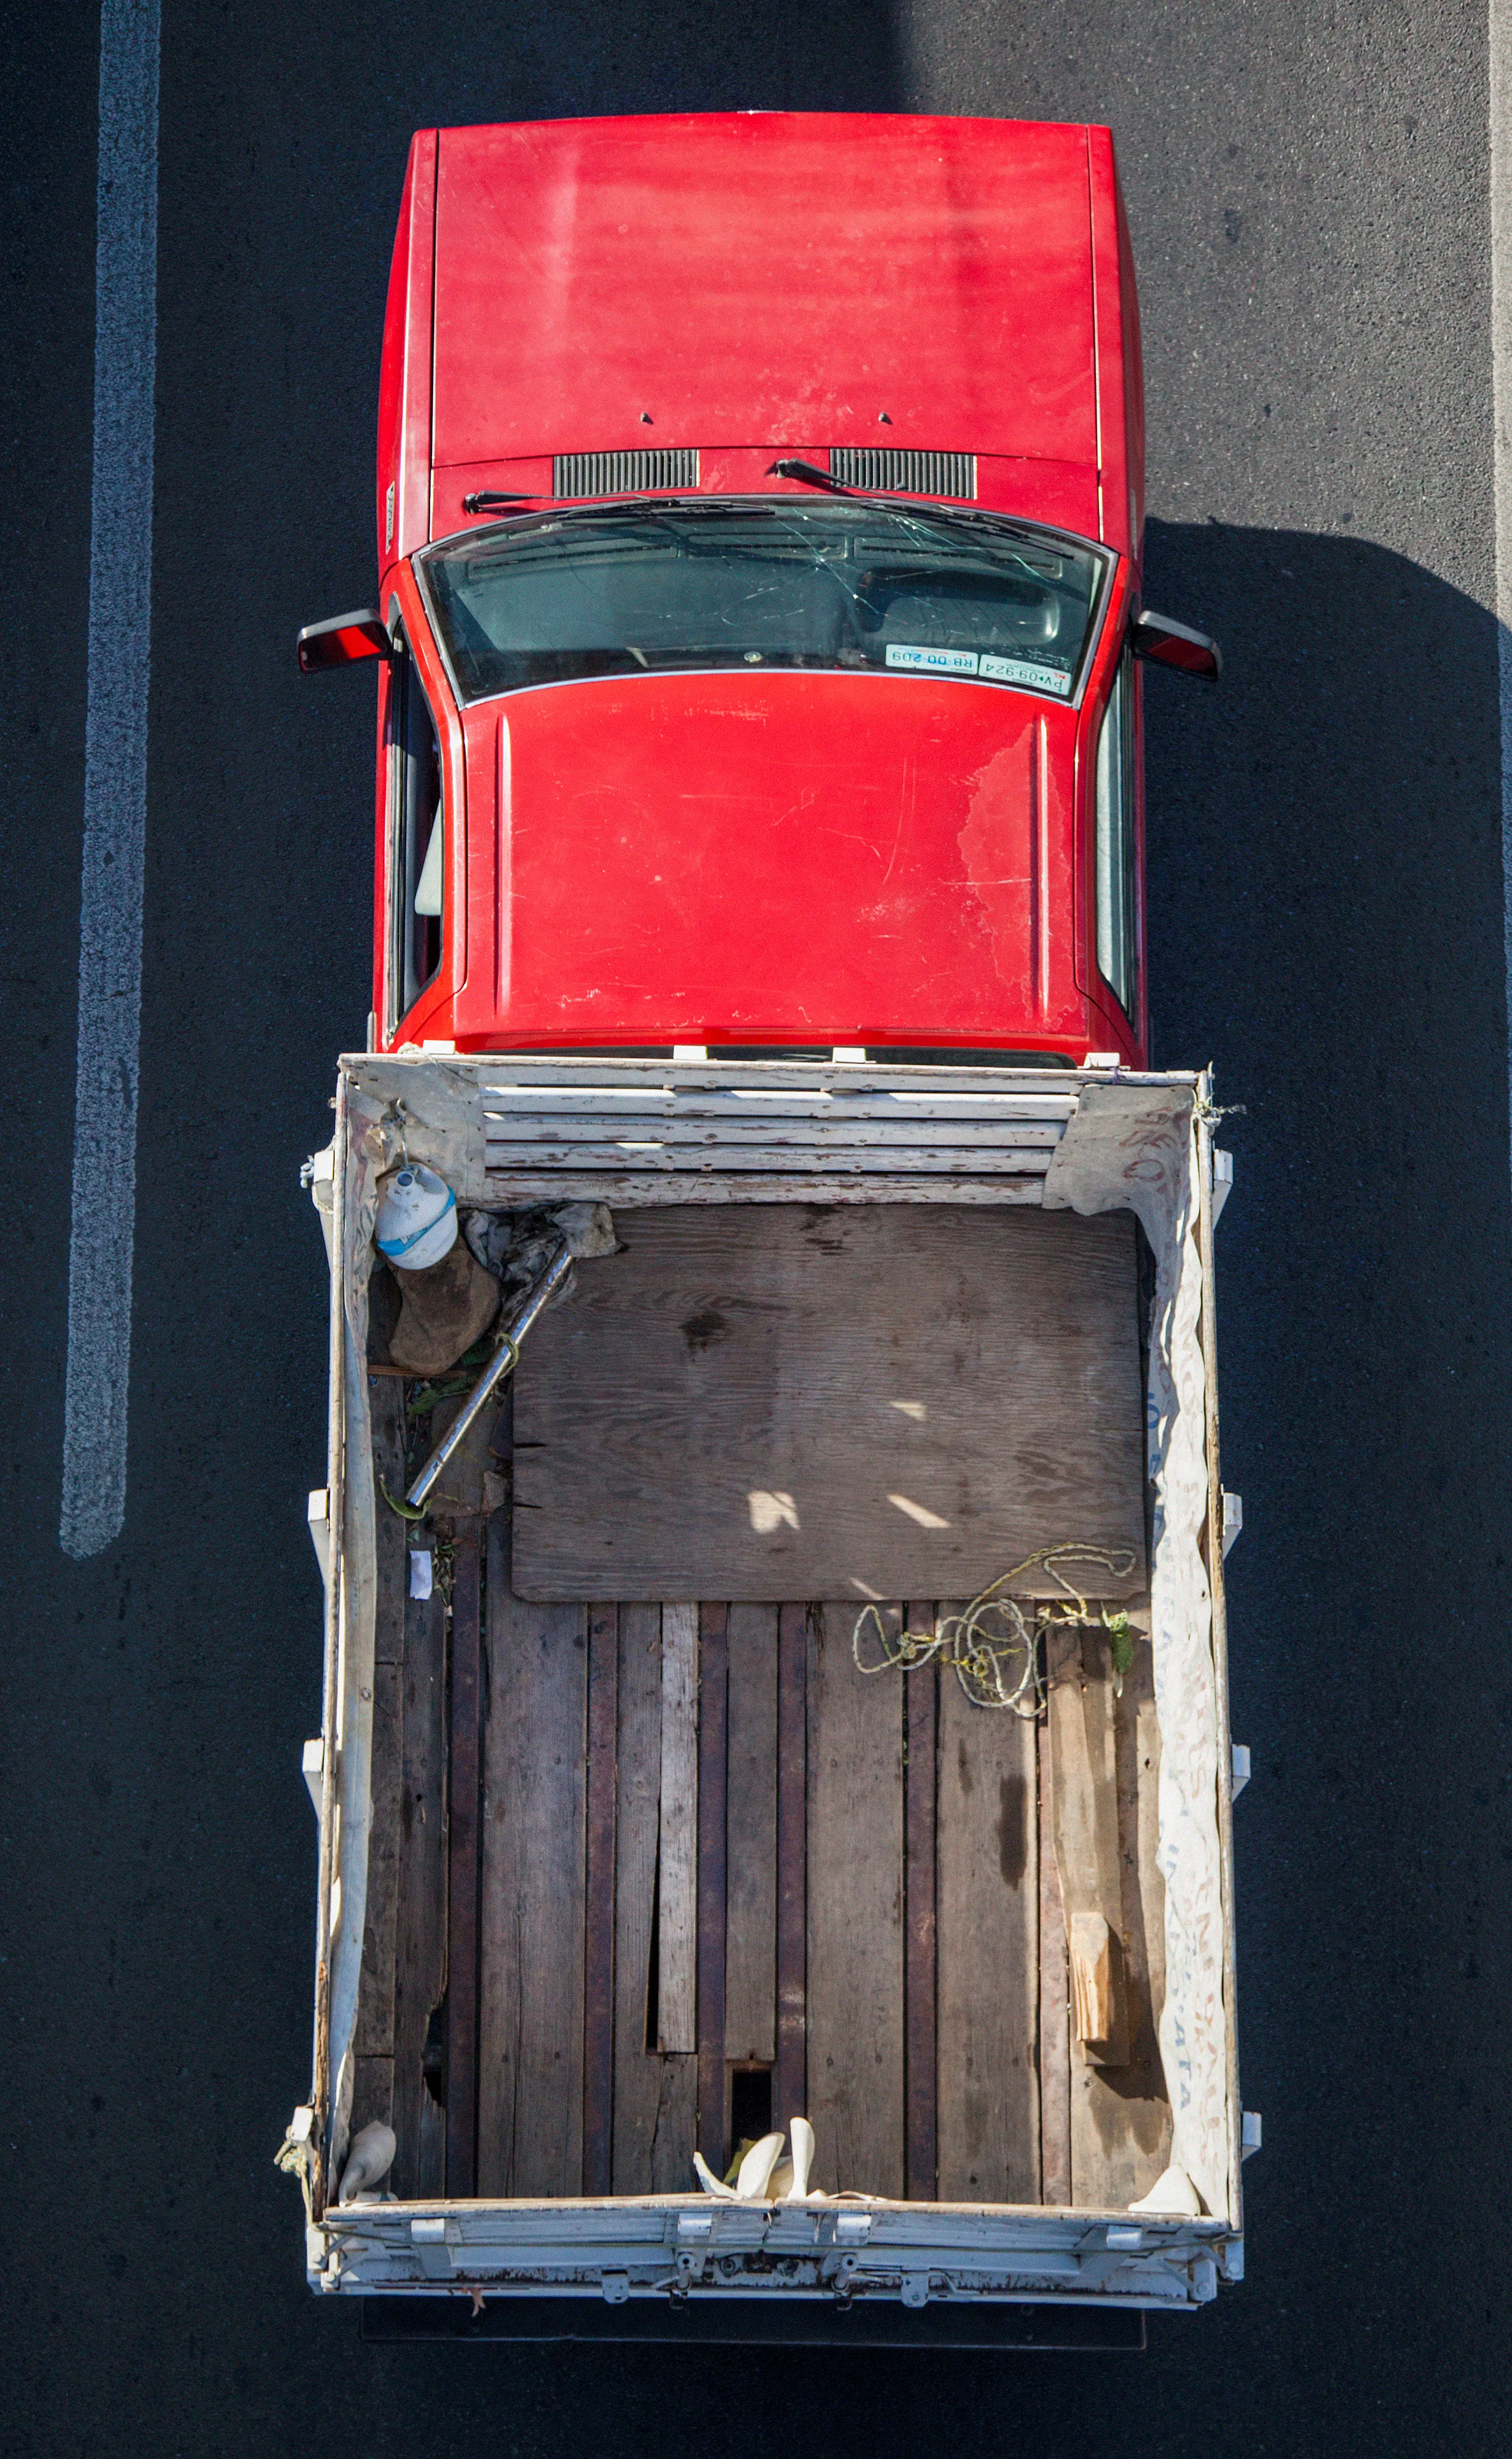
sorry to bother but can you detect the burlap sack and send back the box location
[387,1241,501,1377]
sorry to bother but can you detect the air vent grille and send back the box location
[829,448,976,499]
[554,449,699,498]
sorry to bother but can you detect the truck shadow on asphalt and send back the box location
[1141,514,1511,2262]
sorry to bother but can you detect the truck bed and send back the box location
[305,1054,1241,2311]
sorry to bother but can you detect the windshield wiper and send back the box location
[769,459,856,494]
[462,489,538,513]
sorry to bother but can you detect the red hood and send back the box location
[454,671,1087,1049]
[431,114,1098,476]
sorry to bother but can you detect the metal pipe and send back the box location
[405,1241,573,1512]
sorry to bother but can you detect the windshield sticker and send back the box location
[979,653,1073,695]
[886,643,980,676]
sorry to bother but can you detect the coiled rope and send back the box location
[852,1544,1138,1715]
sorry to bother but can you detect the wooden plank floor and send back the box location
[358,1501,1170,2208]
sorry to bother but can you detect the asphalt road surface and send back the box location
[4,5,1508,2452]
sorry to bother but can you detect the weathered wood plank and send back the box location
[1048,1625,1127,2066]
[369,1377,408,1667]
[354,1656,401,2059]
[389,1574,447,2201]
[774,1604,808,2135]
[724,1605,778,2066]
[612,1603,697,2193]
[696,1606,728,2168]
[903,1609,938,2201]
[513,1205,1145,1602]
[1038,1715,1073,2206]
[348,2053,394,2147]
[936,1627,1041,2203]
[476,1522,587,2197]
[582,1604,619,2197]
[657,1603,699,2054]
[486,1173,1047,1210]
[1058,1631,1172,2208]
[807,1604,905,2201]
[444,1523,482,2195]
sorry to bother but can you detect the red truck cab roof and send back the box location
[372,114,1148,1065]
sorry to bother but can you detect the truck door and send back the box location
[1086,636,1146,1060]
[384,617,446,1041]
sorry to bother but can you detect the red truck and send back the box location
[287,115,1248,2341]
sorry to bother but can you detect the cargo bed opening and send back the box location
[313,1057,1237,2302]
[346,1201,1171,2212]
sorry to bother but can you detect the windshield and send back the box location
[418,501,1111,706]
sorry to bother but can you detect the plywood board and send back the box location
[476,1530,587,2197]
[806,1605,905,2200]
[936,1627,1041,2202]
[724,1606,779,2066]
[612,1603,697,2193]
[513,1205,1146,1602]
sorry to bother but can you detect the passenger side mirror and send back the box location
[1130,610,1221,681]
[297,608,392,675]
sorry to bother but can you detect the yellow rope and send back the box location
[852,1544,1138,1714]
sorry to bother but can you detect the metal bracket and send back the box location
[302,1737,325,1816]
[1212,1145,1234,1227]
[674,2209,714,2285]
[1231,1742,1251,1799]
[307,1486,331,1585]
[410,2215,454,2280]
[1242,2110,1263,2160]
[600,2270,631,2305]
[1222,1490,1243,1557]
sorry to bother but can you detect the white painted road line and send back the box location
[1494,1,1512,1165]
[60,0,161,1561]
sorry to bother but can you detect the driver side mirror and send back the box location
[297,608,392,675]
[1131,610,1222,681]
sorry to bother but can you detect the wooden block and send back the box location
[354,1656,401,2059]
[774,1604,808,2134]
[936,1628,1041,2203]
[1037,1719,1073,2206]
[725,1605,778,2065]
[390,1576,447,2201]
[444,1523,483,2195]
[806,1604,905,2200]
[476,1525,587,2197]
[612,1603,697,2193]
[583,1604,619,2197]
[657,1603,699,2054]
[903,1608,939,2203]
[696,1606,728,2167]
[513,1205,1147,1602]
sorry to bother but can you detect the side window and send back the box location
[387,623,444,1033]
[1094,642,1138,1021]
